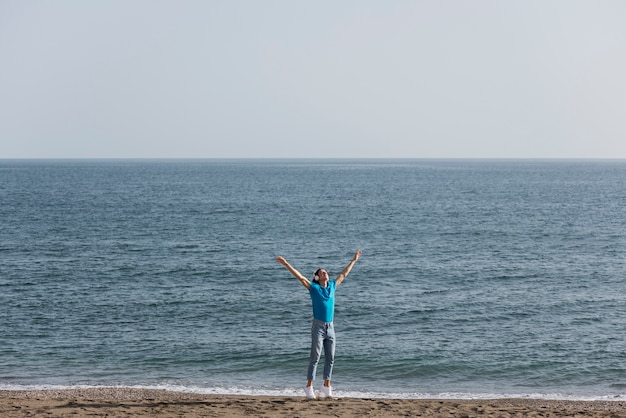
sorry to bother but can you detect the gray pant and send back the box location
[307,319,335,381]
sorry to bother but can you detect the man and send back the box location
[275,250,362,399]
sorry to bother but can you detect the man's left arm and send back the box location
[335,250,362,287]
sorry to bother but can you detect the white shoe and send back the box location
[320,385,333,398]
[304,385,316,399]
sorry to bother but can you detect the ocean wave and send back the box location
[1,383,625,402]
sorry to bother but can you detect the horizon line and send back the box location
[1,157,626,161]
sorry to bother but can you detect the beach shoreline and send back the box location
[2,388,626,417]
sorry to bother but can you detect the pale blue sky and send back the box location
[1,1,625,158]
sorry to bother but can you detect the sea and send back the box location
[1,159,625,401]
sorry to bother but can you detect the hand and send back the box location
[353,250,362,261]
[275,256,287,265]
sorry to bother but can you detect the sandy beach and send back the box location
[2,388,626,417]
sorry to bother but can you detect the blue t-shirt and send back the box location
[309,280,336,322]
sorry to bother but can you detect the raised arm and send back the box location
[335,250,362,287]
[275,256,311,290]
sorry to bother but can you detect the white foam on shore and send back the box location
[1,383,625,402]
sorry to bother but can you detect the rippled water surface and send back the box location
[1,159,625,398]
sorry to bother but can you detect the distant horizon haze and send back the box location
[1,1,625,159]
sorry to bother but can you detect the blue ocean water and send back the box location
[1,159,625,400]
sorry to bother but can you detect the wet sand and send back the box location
[2,388,626,417]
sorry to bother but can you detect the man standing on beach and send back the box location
[275,250,362,399]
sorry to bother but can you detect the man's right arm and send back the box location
[275,256,311,290]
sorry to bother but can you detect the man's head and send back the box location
[313,268,330,286]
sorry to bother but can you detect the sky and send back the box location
[1,1,625,159]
